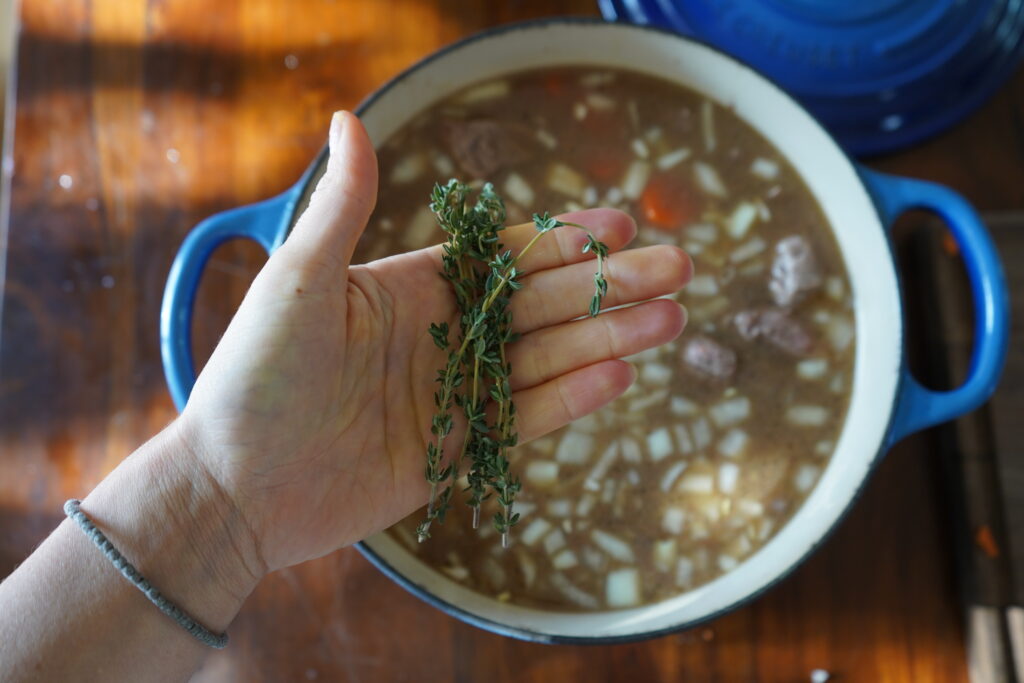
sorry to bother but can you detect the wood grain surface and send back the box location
[4,1,1022,680]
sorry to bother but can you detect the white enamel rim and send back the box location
[297,19,904,643]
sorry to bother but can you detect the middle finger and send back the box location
[510,245,692,333]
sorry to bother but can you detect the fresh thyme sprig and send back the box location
[416,180,611,547]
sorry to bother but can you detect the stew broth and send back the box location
[357,67,855,611]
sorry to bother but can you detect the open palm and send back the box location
[181,112,691,573]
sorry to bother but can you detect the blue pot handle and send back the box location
[160,186,304,412]
[860,168,1009,444]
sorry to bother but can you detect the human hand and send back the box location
[179,111,692,575]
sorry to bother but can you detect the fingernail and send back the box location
[626,361,639,384]
[328,111,346,168]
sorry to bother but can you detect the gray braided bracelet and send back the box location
[63,499,229,649]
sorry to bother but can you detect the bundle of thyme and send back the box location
[416,180,610,547]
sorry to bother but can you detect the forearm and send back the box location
[0,420,264,682]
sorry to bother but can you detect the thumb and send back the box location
[285,111,378,268]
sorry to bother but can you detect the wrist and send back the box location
[81,419,265,633]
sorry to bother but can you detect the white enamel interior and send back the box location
[345,21,903,640]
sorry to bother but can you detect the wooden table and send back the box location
[3,1,1021,680]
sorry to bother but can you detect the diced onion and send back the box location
[581,546,607,571]
[647,427,673,461]
[670,396,700,416]
[547,498,572,517]
[552,549,579,570]
[458,79,510,104]
[673,424,694,455]
[431,152,454,177]
[586,92,615,110]
[631,138,650,159]
[601,478,617,504]
[544,528,567,555]
[402,206,436,250]
[826,276,845,301]
[525,460,559,486]
[573,102,589,121]
[730,237,767,263]
[481,557,507,588]
[641,362,673,386]
[575,493,597,517]
[606,568,641,607]
[738,499,764,516]
[691,417,712,451]
[661,461,688,492]
[686,222,718,243]
[584,443,619,491]
[727,201,759,240]
[653,539,677,572]
[797,358,829,380]
[556,430,593,464]
[536,129,557,149]
[516,549,537,587]
[750,157,780,180]
[678,472,715,494]
[389,153,425,184]
[503,172,534,207]
[621,160,652,200]
[794,464,821,492]
[717,554,738,572]
[443,565,469,581]
[583,186,599,206]
[815,440,834,456]
[709,396,751,427]
[580,71,615,87]
[547,163,587,199]
[662,506,686,534]
[718,462,740,493]
[701,100,716,152]
[639,227,678,245]
[675,556,695,588]
[687,274,719,297]
[718,429,749,458]
[786,405,829,427]
[530,436,555,455]
[511,501,536,518]
[694,162,727,198]
[627,388,669,413]
[656,147,691,171]
[620,437,642,462]
[520,518,552,546]
[605,186,624,205]
[827,315,854,352]
[550,572,599,609]
[591,529,635,562]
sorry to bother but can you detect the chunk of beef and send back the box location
[682,336,737,380]
[734,308,813,356]
[443,119,536,178]
[769,235,822,307]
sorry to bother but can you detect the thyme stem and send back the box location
[417,181,610,545]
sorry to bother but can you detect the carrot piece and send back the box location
[640,174,699,230]
[975,524,1000,558]
[583,145,625,183]
[544,73,565,96]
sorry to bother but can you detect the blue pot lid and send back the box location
[598,0,1024,156]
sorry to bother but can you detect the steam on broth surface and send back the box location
[356,67,855,611]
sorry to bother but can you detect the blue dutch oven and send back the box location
[161,20,1008,643]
